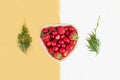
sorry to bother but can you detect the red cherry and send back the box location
[60,48,66,53]
[57,44,61,47]
[70,40,76,46]
[59,39,64,45]
[42,28,49,33]
[68,26,75,31]
[57,26,65,35]
[50,35,55,39]
[53,46,59,51]
[41,34,50,42]
[53,51,62,60]
[48,26,56,32]
[60,34,65,39]
[52,31,57,35]
[48,48,53,55]
[51,40,56,46]
[72,30,77,33]
[62,51,69,57]
[55,34,60,40]
[61,44,66,48]
[64,26,68,31]
[69,31,78,40]
[46,41,51,47]
[66,44,74,52]
[65,31,70,35]
[63,37,70,43]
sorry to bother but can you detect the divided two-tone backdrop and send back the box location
[0,0,120,80]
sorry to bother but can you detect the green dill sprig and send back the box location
[86,15,100,55]
[17,23,32,53]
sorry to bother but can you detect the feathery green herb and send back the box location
[87,16,100,55]
[17,23,32,53]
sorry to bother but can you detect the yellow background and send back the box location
[0,0,60,80]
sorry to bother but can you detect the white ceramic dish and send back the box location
[39,23,79,62]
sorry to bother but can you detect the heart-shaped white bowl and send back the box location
[39,24,79,62]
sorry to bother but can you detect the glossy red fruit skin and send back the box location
[52,31,57,35]
[50,35,55,39]
[71,30,77,34]
[53,51,62,60]
[60,34,65,39]
[48,48,53,54]
[69,33,73,40]
[59,39,64,45]
[57,44,61,48]
[61,44,66,48]
[64,27,68,31]
[68,26,75,31]
[42,28,49,33]
[55,34,60,40]
[70,40,76,46]
[60,48,66,53]
[41,34,50,42]
[57,26,65,35]
[48,26,56,32]
[62,51,69,57]
[53,46,59,51]
[65,31,70,35]
[51,40,57,46]
[69,31,78,40]
[46,41,51,47]
[66,44,74,52]
[63,37,70,43]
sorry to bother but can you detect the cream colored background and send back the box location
[0,0,60,80]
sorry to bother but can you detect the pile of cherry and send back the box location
[40,25,78,60]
